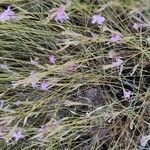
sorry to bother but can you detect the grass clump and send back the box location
[0,0,150,149]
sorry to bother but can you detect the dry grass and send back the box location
[0,0,150,149]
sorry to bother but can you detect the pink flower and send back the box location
[68,63,78,71]
[40,81,50,91]
[49,55,56,64]
[91,15,105,25]
[38,125,45,133]
[30,71,38,88]
[107,50,116,59]
[0,100,4,109]
[37,125,48,141]
[110,34,122,43]
[0,132,4,139]
[112,58,123,67]
[12,130,24,142]
[133,23,139,30]
[30,57,38,65]
[53,7,69,23]
[123,89,131,100]
[140,135,150,148]
[14,101,21,106]
[0,6,17,22]
[102,57,123,70]
[133,23,143,30]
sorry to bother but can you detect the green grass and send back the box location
[0,0,150,149]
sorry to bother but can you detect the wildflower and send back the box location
[38,125,45,133]
[0,132,4,139]
[0,6,17,22]
[140,135,150,148]
[12,130,24,142]
[68,63,78,71]
[0,100,4,109]
[37,125,48,141]
[13,101,21,106]
[40,81,50,91]
[38,119,60,137]
[123,89,131,100]
[91,15,105,25]
[133,23,144,30]
[133,23,140,30]
[30,71,38,88]
[49,55,57,64]
[30,57,39,65]
[103,57,123,70]
[53,7,69,23]
[107,50,116,59]
[112,58,123,67]
[110,34,122,43]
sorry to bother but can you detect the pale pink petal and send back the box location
[108,50,116,59]
[133,23,144,30]
[40,81,50,91]
[0,6,17,22]
[0,132,4,139]
[91,15,105,25]
[103,57,123,70]
[53,7,69,23]
[110,34,122,43]
[12,130,24,142]
[123,89,131,100]
[140,135,150,148]
[68,63,78,71]
[14,101,21,106]
[91,15,97,24]
[0,100,4,108]
[30,71,38,88]
[97,16,105,24]
[133,23,139,30]
[112,58,123,67]
[30,57,39,65]
[49,55,57,64]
